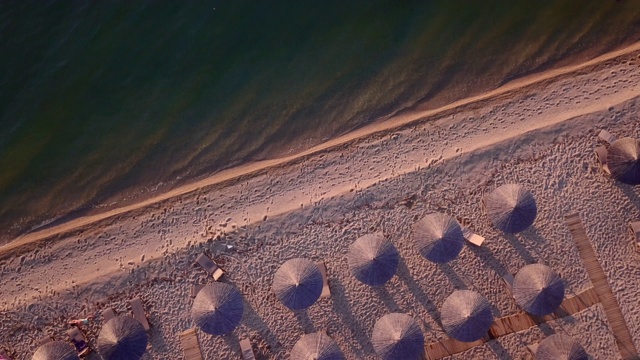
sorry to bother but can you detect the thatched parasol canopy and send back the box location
[535,334,588,360]
[413,213,464,263]
[191,282,244,335]
[347,233,399,286]
[441,290,494,342]
[290,332,345,360]
[97,316,148,360]
[513,264,564,316]
[273,258,323,310]
[608,137,640,185]
[371,313,424,360]
[485,184,537,233]
[32,341,79,360]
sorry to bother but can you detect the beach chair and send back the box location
[196,253,225,281]
[179,328,204,360]
[130,297,151,331]
[461,226,485,246]
[630,221,640,248]
[190,284,206,298]
[67,327,91,357]
[102,307,116,323]
[595,145,610,175]
[316,261,331,298]
[598,129,616,144]
[240,338,257,360]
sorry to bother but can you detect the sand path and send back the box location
[2,41,640,256]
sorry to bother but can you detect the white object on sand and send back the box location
[460,226,485,246]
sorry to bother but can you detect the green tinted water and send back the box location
[1,1,639,240]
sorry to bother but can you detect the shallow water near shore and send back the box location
[1,0,639,242]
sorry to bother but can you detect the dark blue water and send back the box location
[1,1,639,241]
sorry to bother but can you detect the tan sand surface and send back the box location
[1,43,639,359]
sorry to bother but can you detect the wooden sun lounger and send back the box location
[190,284,206,298]
[67,327,91,357]
[130,297,151,331]
[180,328,203,360]
[240,338,256,360]
[461,226,485,246]
[630,221,640,248]
[196,253,225,281]
[316,261,331,298]
[598,129,616,144]
[595,145,610,175]
[102,308,116,323]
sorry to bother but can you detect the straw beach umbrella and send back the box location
[535,334,588,360]
[290,332,345,360]
[441,290,494,342]
[485,184,537,233]
[608,137,640,185]
[513,264,564,316]
[32,341,79,360]
[371,313,424,360]
[413,212,464,263]
[347,233,399,286]
[273,258,323,310]
[97,316,148,360]
[191,282,244,335]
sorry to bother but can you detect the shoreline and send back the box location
[3,40,640,257]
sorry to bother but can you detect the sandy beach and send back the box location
[1,42,640,359]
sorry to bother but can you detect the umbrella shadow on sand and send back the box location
[293,310,316,334]
[373,286,400,313]
[511,227,549,264]
[438,263,469,291]
[221,278,285,356]
[615,182,640,210]
[329,279,375,358]
[240,302,286,358]
[502,233,538,265]
[396,259,441,324]
[465,244,518,315]
[537,322,561,336]
[486,340,512,359]
[519,226,547,248]
[145,314,169,354]
[465,245,510,279]
[439,262,502,319]
[221,331,241,356]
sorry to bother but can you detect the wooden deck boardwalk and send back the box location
[565,213,639,360]
[425,287,599,360]
[488,288,599,338]
[426,337,487,360]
